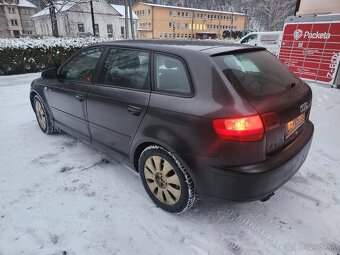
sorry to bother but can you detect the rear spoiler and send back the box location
[206,46,266,57]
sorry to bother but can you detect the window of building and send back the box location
[94,24,99,36]
[148,9,151,15]
[184,34,187,38]
[121,26,125,37]
[8,7,15,13]
[107,24,113,38]
[185,23,188,29]
[78,23,85,33]
[155,54,191,95]
[99,48,150,90]
[23,20,33,27]
[169,11,172,17]
[13,30,20,37]
[169,22,172,29]
[164,33,168,38]
[185,12,188,18]
[182,12,184,17]
[61,47,103,81]
[178,11,180,17]
[10,19,18,26]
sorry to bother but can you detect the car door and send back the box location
[44,46,104,140]
[87,47,151,156]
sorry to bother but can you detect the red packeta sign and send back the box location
[278,18,340,85]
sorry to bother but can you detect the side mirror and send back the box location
[41,67,59,79]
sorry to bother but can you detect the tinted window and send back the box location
[61,47,103,81]
[155,54,191,95]
[213,50,301,97]
[99,48,150,90]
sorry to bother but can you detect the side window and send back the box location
[99,48,150,90]
[155,54,191,95]
[241,34,258,44]
[61,47,103,81]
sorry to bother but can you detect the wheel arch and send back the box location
[131,140,196,186]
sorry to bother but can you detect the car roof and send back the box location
[97,40,263,56]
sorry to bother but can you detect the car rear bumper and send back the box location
[193,121,314,201]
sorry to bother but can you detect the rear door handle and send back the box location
[75,93,85,102]
[127,105,142,116]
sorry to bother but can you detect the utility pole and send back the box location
[124,0,129,39]
[191,10,194,39]
[230,11,233,40]
[90,0,96,37]
[49,4,59,37]
[128,0,135,39]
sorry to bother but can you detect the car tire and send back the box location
[139,145,198,213]
[33,96,57,135]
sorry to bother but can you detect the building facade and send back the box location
[133,3,245,39]
[32,1,137,39]
[0,0,36,37]
[111,4,138,38]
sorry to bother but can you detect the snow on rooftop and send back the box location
[111,4,139,19]
[31,1,75,18]
[136,2,245,16]
[18,0,36,8]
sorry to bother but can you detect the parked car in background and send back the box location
[30,40,313,213]
[237,31,283,56]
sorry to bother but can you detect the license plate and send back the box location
[285,113,305,139]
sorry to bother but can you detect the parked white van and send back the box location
[237,31,283,56]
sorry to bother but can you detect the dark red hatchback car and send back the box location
[30,40,314,213]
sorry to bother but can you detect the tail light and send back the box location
[213,112,280,142]
[213,115,264,142]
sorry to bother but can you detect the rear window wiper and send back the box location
[286,82,296,90]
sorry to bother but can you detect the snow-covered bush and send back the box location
[0,37,113,75]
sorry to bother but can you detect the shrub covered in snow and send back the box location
[0,37,113,75]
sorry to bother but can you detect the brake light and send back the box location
[213,115,264,141]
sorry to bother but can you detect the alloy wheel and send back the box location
[144,155,182,205]
[35,100,46,130]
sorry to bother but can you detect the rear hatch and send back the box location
[213,49,312,155]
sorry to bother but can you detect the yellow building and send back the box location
[133,2,246,39]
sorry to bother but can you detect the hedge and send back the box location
[0,37,112,75]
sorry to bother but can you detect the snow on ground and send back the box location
[0,73,340,255]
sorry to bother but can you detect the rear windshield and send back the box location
[213,50,301,98]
